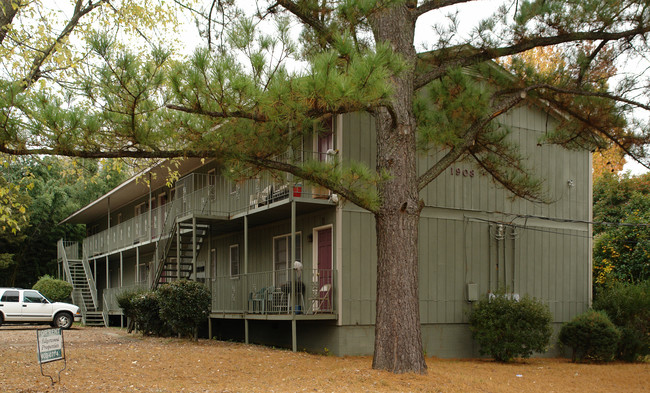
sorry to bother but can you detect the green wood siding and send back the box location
[338,105,591,328]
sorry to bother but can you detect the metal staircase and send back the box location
[153,221,209,289]
[58,240,106,327]
[68,260,105,326]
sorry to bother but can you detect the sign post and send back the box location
[36,328,67,385]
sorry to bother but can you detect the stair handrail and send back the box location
[102,293,109,327]
[58,239,74,286]
[151,199,181,289]
[72,289,88,324]
[81,245,99,310]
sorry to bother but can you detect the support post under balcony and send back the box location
[291,200,297,352]
[192,217,197,280]
[176,221,181,280]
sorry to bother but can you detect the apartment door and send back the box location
[315,227,332,310]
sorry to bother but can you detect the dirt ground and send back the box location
[0,325,647,393]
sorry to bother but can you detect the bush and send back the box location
[468,293,553,362]
[157,280,211,339]
[130,291,170,336]
[32,275,72,302]
[593,282,650,361]
[116,288,148,333]
[559,310,620,362]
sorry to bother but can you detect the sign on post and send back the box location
[36,328,67,384]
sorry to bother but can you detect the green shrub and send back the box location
[156,280,211,339]
[593,282,650,361]
[131,291,170,336]
[32,275,72,302]
[116,288,148,332]
[559,310,620,362]
[468,293,553,362]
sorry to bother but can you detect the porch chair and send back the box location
[308,283,332,314]
[248,287,268,314]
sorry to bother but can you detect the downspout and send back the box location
[510,227,519,293]
[488,224,492,293]
[244,215,249,344]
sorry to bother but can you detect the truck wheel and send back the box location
[53,312,73,329]
[0,313,3,327]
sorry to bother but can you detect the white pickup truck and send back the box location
[0,288,81,329]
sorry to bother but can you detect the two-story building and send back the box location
[57,103,592,357]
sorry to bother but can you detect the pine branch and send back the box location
[165,104,269,122]
[274,0,336,47]
[417,91,526,191]
[414,25,650,89]
[508,84,650,112]
[0,145,216,159]
[468,149,547,203]
[415,0,477,18]
[543,96,650,171]
[576,40,609,86]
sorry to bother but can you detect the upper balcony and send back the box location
[82,150,337,257]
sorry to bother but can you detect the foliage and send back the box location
[593,147,626,180]
[559,310,620,362]
[468,293,553,362]
[156,280,211,339]
[0,156,130,288]
[116,288,149,322]
[593,172,650,291]
[130,291,170,337]
[593,282,650,361]
[32,275,73,302]
[0,162,31,234]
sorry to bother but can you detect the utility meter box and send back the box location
[467,283,479,302]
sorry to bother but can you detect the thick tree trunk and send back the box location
[370,5,427,374]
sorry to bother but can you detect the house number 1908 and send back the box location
[450,167,475,177]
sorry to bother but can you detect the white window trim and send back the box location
[134,202,146,216]
[272,232,302,273]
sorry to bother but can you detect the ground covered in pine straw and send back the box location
[0,325,647,392]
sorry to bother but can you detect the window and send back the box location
[1,290,19,302]
[23,290,47,303]
[134,202,147,216]
[273,233,302,284]
[229,245,240,277]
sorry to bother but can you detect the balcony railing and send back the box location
[81,150,336,257]
[211,268,335,315]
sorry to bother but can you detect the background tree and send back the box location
[593,147,627,180]
[0,156,129,287]
[593,172,650,291]
[3,1,650,373]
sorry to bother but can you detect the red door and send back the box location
[316,228,332,311]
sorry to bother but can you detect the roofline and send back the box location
[59,161,162,225]
[59,158,210,225]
